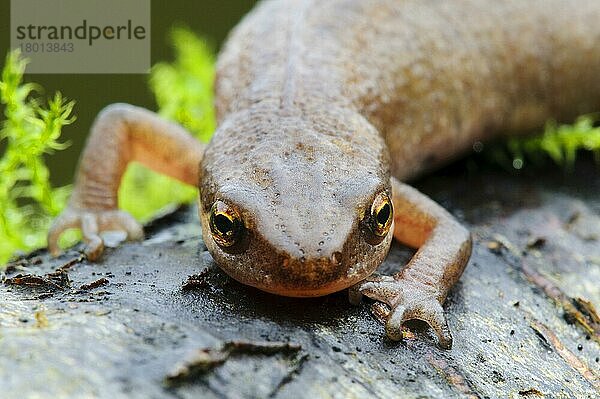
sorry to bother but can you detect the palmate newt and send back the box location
[48,0,600,348]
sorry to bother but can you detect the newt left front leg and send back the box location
[355,177,472,349]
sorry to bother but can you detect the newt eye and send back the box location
[209,201,243,248]
[369,192,393,237]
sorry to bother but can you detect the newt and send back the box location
[48,0,600,348]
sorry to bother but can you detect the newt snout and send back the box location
[199,199,394,297]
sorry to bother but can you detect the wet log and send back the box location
[1,160,599,398]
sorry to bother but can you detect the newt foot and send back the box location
[48,208,143,261]
[353,275,453,349]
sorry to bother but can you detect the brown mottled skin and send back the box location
[48,0,600,348]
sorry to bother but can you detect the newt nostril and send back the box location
[331,251,342,266]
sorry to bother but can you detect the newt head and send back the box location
[198,108,393,297]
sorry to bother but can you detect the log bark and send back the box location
[1,161,599,398]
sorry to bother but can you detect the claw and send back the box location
[84,238,105,261]
[385,305,408,341]
[47,210,80,257]
[357,277,454,349]
[81,213,102,260]
[349,275,396,306]
[100,211,144,241]
[420,300,453,349]
[359,280,401,305]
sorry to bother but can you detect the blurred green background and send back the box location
[0,0,257,187]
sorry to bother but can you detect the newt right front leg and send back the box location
[354,178,472,348]
[48,103,205,260]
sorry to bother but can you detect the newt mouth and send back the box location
[232,273,364,298]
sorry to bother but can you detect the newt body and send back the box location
[49,0,600,348]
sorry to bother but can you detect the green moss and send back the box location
[0,50,78,264]
[118,27,215,221]
[482,115,600,171]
